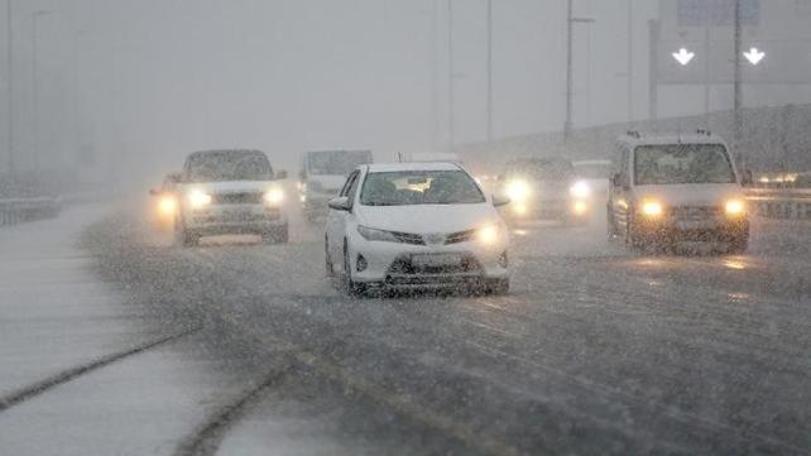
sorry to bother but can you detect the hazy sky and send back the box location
[2,0,809,182]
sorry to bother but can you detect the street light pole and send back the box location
[5,0,13,178]
[31,10,49,174]
[564,0,573,142]
[486,0,493,143]
[564,0,594,144]
[733,0,743,152]
[626,0,633,123]
[447,0,454,152]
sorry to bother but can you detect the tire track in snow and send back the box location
[0,326,200,412]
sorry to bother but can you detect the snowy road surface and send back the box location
[1,202,810,455]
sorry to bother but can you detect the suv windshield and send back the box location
[506,159,575,180]
[308,151,372,176]
[360,170,485,206]
[188,151,273,182]
[634,144,735,185]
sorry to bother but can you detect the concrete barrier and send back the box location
[746,188,811,220]
[0,197,62,227]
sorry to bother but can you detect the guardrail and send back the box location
[746,188,811,220]
[0,197,62,227]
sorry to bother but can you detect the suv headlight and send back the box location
[357,225,399,242]
[187,190,212,209]
[505,179,531,202]
[264,188,285,205]
[569,180,591,199]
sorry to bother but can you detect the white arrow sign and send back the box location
[672,48,695,66]
[743,47,765,65]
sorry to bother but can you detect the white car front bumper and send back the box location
[346,232,510,287]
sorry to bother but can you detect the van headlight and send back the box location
[264,188,285,205]
[187,190,212,209]
[640,200,663,217]
[569,180,591,199]
[725,199,746,217]
[505,179,531,202]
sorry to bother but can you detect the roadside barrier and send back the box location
[746,188,811,220]
[0,197,62,227]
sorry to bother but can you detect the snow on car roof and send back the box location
[619,134,728,147]
[365,162,463,173]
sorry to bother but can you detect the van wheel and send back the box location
[607,205,617,239]
[262,224,289,244]
[729,236,749,254]
[625,218,644,250]
[175,217,199,247]
[485,278,510,295]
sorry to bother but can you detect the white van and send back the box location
[607,132,750,252]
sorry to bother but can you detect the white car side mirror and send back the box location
[328,196,351,211]
[492,194,511,207]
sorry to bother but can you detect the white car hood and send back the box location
[357,203,500,234]
[181,180,278,194]
[636,183,743,206]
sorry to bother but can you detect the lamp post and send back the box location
[5,0,14,179]
[564,0,594,144]
[485,0,493,143]
[31,9,50,174]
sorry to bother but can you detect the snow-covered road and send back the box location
[1,203,810,455]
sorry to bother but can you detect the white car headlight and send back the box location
[357,225,400,243]
[505,179,531,202]
[187,189,212,209]
[264,188,285,205]
[569,180,591,199]
[476,223,506,245]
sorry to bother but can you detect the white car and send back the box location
[174,149,289,246]
[325,162,511,295]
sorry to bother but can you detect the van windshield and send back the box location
[308,151,372,176]
[634,144,735,185]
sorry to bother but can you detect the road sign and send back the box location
[657,0,811,85]
[672,48,695,66]
[677,0,760,27]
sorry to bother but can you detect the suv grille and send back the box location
[212,192,263,205]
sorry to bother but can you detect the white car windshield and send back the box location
[634,144,736,185]
[360,170,485,206]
